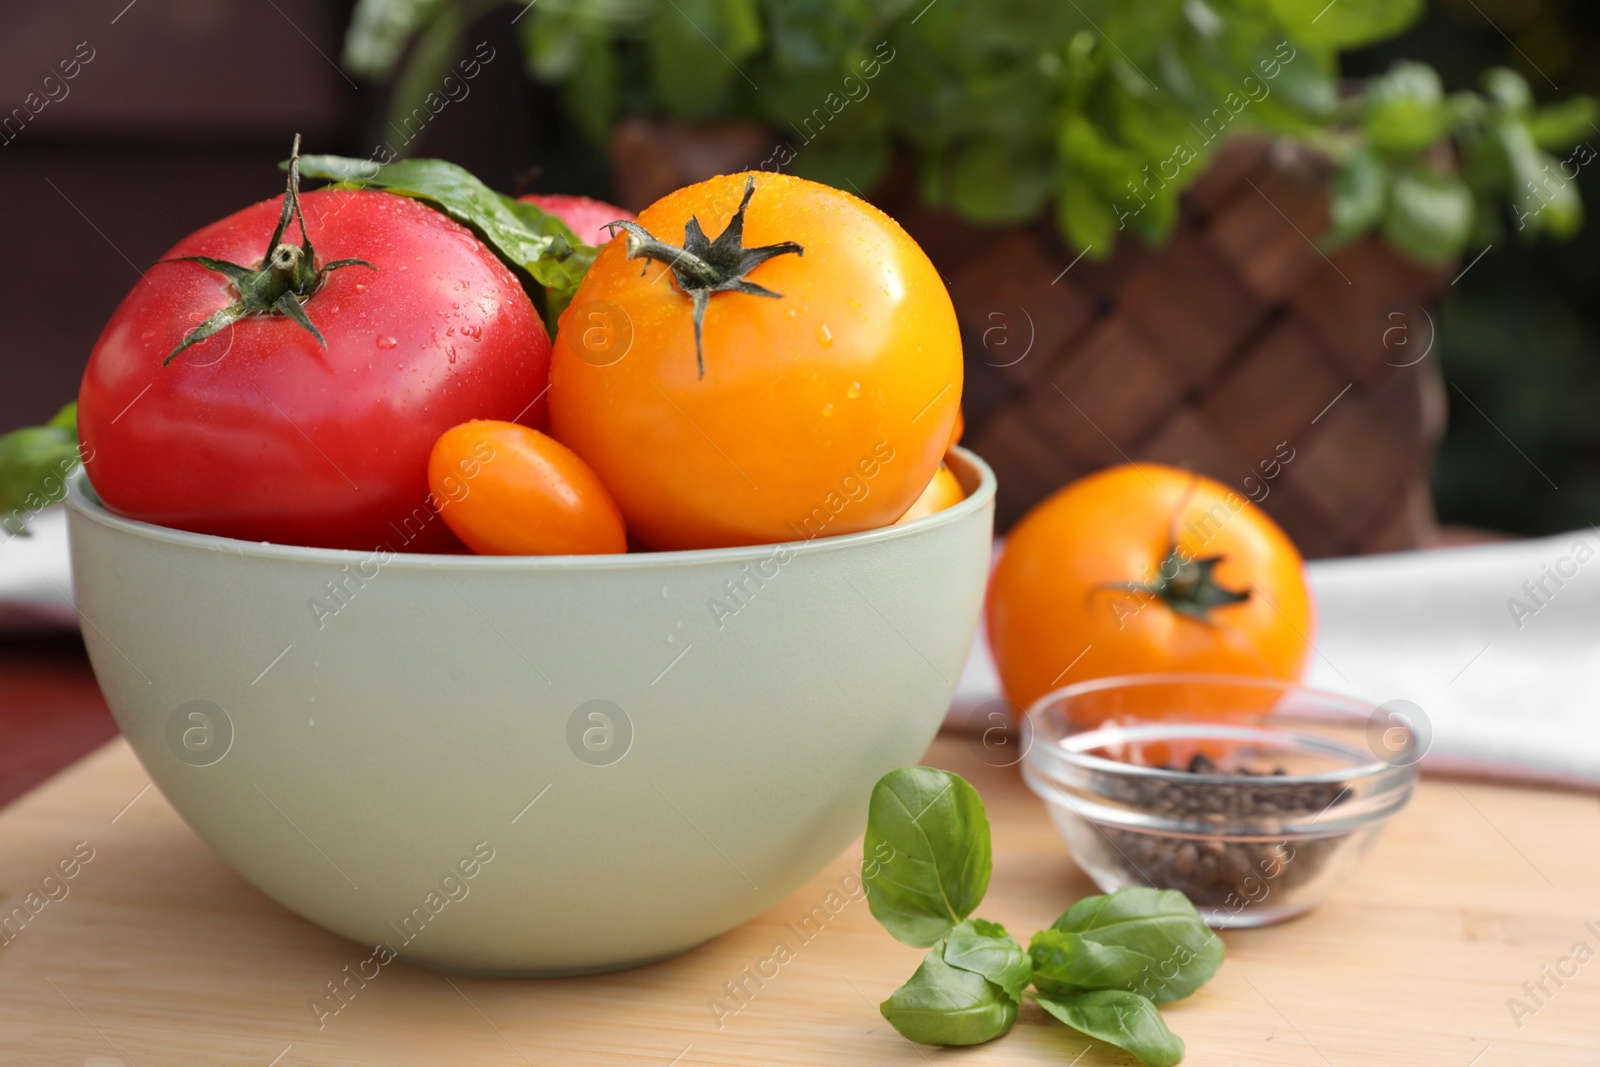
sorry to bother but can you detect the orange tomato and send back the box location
[896,464,964,524]
[548,171,962,551]
[987,463,1314,714]
[429,420,625,556]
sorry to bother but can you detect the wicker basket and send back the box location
[610,123,1449,557]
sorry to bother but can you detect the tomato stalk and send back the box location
[160,134,375,365]
[1087,476,1252,623]
[607,175,803,377]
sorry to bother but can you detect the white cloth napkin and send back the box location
[8,508,1598,787]
[0,508,78,632]
[952,531,1600,789]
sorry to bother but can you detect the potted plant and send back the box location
[343,0,1594,555]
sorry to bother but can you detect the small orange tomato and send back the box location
[987,463,1313,715]
[429,420,626,555]
[896,464,964,524]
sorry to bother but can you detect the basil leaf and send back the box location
[947,139,1054,225]
[1324,148,1387,252]
[1363,61,1449,156]
[343,0,449,79]
[0,403,81,535]
[942,919,1033,1002]
[294,155,596,307]
[1383,167,1474,265]
[879,950,1017,1047]
[1034,989,1185,1067]
[1262,0,1422,49]
[1483,67,1533,113]
[1527,97,1600,152]
[649,0,762,119]
[1031,888,1223,1004]
[382,2,464,157]
[862,768,992,947]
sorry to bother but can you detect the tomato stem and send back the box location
[606,175,803,377]
[1087,476,1252,623]
[159,134,375,366]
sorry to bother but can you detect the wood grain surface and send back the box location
[0,735,1596,1066]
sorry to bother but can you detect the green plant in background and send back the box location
[344,0,1595,266]
[861,767,1222,1064]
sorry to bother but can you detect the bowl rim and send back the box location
[66,445,996,571]
[1019,672,1422,836]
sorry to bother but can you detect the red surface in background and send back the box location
[0,637,118,807]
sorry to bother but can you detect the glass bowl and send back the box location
[1021,674,1421,928]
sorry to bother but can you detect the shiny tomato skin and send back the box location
[429,420,626,556]
[895,464,964,524]
[78,189,550,553]
[987,463,1315,714]
[548,171,962,551]
[518,194,634,246]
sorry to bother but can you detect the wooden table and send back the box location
[1,733,1596,1066]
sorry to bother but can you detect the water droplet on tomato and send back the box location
[376,336,398,350]
[817,324,833,347]
[822,403,834,416]
[846,381,861,399]
[354,283,367,293]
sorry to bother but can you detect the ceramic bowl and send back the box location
[66,448,995,974]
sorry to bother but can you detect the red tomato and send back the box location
[518,194,634,246]
[79,187,551,552]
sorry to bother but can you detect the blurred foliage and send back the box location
[345,0,1595,266]
[1346,0,1600,535]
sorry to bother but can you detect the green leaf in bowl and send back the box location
[294,154,598,327]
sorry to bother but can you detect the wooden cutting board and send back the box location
[1,735,1596,1066]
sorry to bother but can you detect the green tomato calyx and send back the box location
[160,134,375,366]
[607,174,803,378]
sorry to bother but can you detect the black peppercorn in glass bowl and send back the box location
[1021,674,1421,928]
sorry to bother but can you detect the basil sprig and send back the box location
[863,768,1224,1065]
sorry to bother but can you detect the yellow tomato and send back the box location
[548,171,962,550]
[896,464,964,524]
[987,463,1314,714]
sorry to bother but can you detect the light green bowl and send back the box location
[65,448,995,975]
